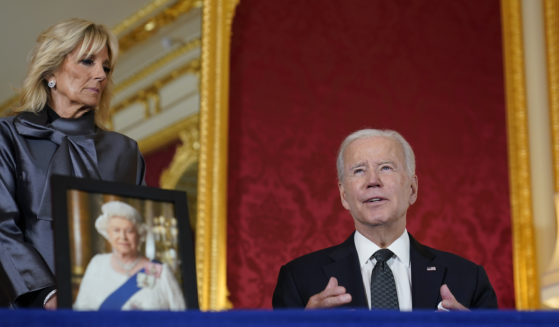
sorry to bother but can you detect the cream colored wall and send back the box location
[110,6,202,148]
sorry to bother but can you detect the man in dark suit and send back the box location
[272,129,497,310]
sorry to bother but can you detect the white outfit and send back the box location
[74,253,186,310]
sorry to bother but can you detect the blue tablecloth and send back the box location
[1,309,559,327]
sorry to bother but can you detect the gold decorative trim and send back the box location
[545,0,559,192]
[112,0,173,36]
[110,57,200,127]
[501,0,541,309]
[197,0,239,311]
[543,0,559,309]
[159,114,199,233]
[139,113,198,155]
[159,114,199,187]
[113,38,201,95]
[118,0,201,52]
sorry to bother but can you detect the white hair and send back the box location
[336,128,416,181]
[94,201,146,241]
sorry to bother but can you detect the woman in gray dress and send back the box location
[0,18,145,309]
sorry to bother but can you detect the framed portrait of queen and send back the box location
[51,175,198,310]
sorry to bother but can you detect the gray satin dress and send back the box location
[0,107,145,306]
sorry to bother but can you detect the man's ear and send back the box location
[409,175,418,205]
[338,182,350,210]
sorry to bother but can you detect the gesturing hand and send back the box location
[44,294,57,310]
[438,284,468,311]
[305,277,352,309]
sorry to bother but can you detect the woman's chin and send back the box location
[113,248,137,257]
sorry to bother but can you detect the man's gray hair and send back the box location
[336,129,416,181]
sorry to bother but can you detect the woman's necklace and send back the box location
[114,255,141,276]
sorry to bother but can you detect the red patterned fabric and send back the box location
[143,140,181,187]
[227,0,513,308]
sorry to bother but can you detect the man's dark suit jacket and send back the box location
[272,232,498,309]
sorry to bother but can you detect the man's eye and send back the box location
[353,168,364,174]
[380,166,393,171]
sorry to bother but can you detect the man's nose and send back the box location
[366,170,382,188]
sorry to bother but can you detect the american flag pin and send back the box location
[426,266,436,271]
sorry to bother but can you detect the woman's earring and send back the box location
[47,80,56,88]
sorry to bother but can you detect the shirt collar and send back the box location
[354,229,410,268]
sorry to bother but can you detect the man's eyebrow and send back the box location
[376,160,395,166]
[349,162,367,170]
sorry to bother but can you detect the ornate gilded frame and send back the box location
[196,0,239,310]
[501,0,540,309]
[543,0,559,309]
[545,0,559,192]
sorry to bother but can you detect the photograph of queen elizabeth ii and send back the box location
[72,200,186,310]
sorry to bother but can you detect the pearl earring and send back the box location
[47,80,56,88]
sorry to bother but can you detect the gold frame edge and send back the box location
[544,0,559,192]
[501,0,541,309]
[197,0,239,310]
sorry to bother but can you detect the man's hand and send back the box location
[44,294,57,310]
[438,284,468,311]
[305,277,352,309]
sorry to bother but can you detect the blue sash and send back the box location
[99,268,145,310]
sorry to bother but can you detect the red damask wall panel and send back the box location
[227,0,512,308]
[143,140,181,187]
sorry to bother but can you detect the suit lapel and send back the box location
[322,234,368,308]
[409,234,446,309]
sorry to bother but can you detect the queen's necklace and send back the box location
[114,255,141,276]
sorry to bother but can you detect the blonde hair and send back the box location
[14,18,118,128]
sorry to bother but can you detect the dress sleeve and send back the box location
[159,264,186,310]
[0,122,55,306]
[73,255,102,310]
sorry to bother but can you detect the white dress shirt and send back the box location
[354,229,412,311]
